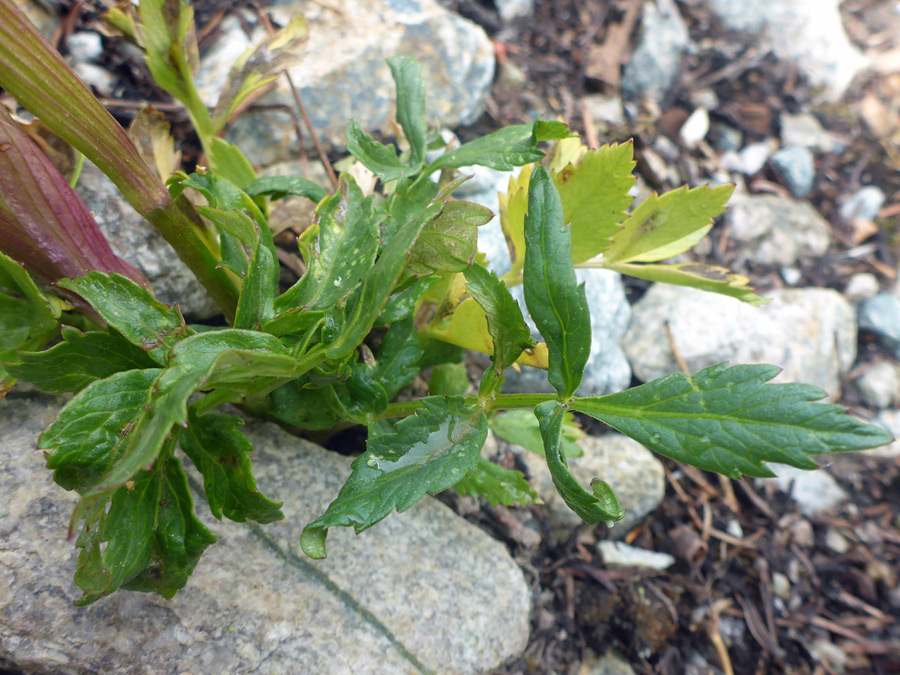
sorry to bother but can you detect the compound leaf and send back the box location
[455,457,540,506]
[428,120,565,173]
[179,409,284,523]
[570,363,894,479]
[535,400,623,524]
[523,167,590,399]
[301,396,487,558]
[403,200,491,279]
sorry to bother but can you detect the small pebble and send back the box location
[781,267,802,285]
[810,639,847,673]
[73,62,115,97]
[725,519,743,539]
[843,272,880,304]
[771,572,791,600]
[780,113,838,153]
[771,146,816,197]
[67,31,104,63]
[825,528,850,554]
[738,141,774,175]
[680,108,710,147]
[840,186,886,222]
[854,360,900,409]
[597,541,675,571]
[858,293,900,359]
[714,125,743,153]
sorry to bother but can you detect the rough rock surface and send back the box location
[76,162,220,320]
[621,1,690,103]
[858,292,900,359]
[724,194,831,267]
[766,465,848,516]
[624,285,856,397]
[505,269,632,397]
[518,434,665,539]
[198,0,495,164]
[1,396,530,674]
[854,361,900,410]
[704,0,867,99]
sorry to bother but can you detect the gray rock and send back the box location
[714,125,743,153]
[869,410,900,459]
[0,397,531,674]
[766,465,848,515]
[67,31,104,63]
[839,186,886,222]
[725,194,831,267]
[597,541,675,571]
[579,649,636,675]
[495,0,534,22]
[584,94,626,127]
[622,1,691,103]
[858,292,900,358]
[844,272,880,304]
[76,162,220,320]
[13,0,57,37]
[624,285,857,397]
[704,0,867,99]
[780,113,839,153]
[200,0,495,163]
[72,62,116,97]
[503,269,632,397]
[771,146,816,198]
[518,434,665,539]
[854,361,900,409]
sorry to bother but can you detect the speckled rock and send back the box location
[518,434,665,539]
[621,1,690,103]
[198,0,495,164]
[504,269,632,397]
[76,162,220,319]
[624,285,856,398]
[854,361,900,409]
[704,0,867,99]
[0,397,531,674]
[765,465,848,516]
[725,194,831,267]
[770,146,815,198]
[858,292,900,359]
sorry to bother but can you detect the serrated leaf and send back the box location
[464,264,534,375]
[491,408,584,458]
[602,184,734,264]
[0,250,59,360]
[423,297,549,370]
[370,317,424,398]
[40,368,162,493]
[427,122,547,173]
[206,138,258,189]
[553,143,636,263]
[195,206,257,247]
[58,272,191,364]
[269,379,345,431]
[211,15,307,133]
[535,400,624,524]
[7,326,157,394]
[387,56,427,168]
[233,233,278,330]
[179,409,284,523]
[138,0,199,110]
[455,457,540,506]
[346,120,418,182]
[403,200,491,280]
[523,167,591,399]
[603,261,767,305]
[302,396,487,558]
[376,276,438,325]
[275,179,380,316]
[497,164,532,280]
[122,456,218,599]
[244,175,328,204]
[570,363,894,479]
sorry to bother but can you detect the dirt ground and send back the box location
[25,0,900,673]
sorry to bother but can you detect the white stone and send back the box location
[495,0,534,22]
[680,108,710,147]
[67,31,104,63]
[738,141,775,175]
[0,397,531,674]
[780,113,839,153]
[855,361,900,409]
[598,541,675,571]
[869,410,900,459]
[767,465,848,515]
[840,186,886,222]
[844,273,880,304]
[621,1,690,102]
[72,62,116,97]
[624,285,857,398]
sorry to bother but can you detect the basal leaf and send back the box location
[341,363,390,422]
[491,408,584,458]
[274,179,380,316]
[244,175,328,204]
[523,167,591,399]
[464,264,534,375]
[346,120,417,182]
[376,276,438,325]
[370,317,424,398]
[40,368,162,493]
[553,143,636,263]
[301,396,487,558]
[7,326,157,394]
[384,175,440,242]
[179,409,284,523]
[58,272,191,364]
[603,261,767,305]
[570,363,894,479]
[387,55,427,168]
[535,400,624,524]
[211,15,308,133]
[403,200,491,280]
[602,184,734,264]
[269,379,345,431]
[455,457,540,506]
[122,455,218,599]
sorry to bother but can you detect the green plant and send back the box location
[0,0,891,605]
